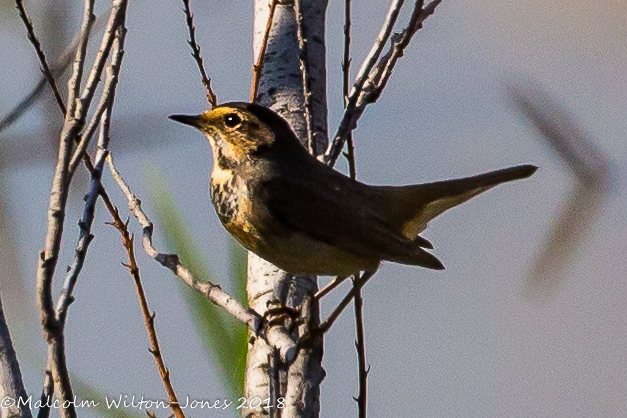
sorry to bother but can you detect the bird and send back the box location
[169,102,537,276]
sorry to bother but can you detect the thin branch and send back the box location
[359,0,440,106]
[326,0,444,167]
[54,148,103,327]
[293,271,376,359]
[314,275,348,300]
[56,24,124,324]
[14,0,66,116]
[74,0,126,120]
[342,0,357,177]
[0,9,109,134]
[36,371,53,418]
[0,77,47,134]
[66,0,95,117]
[35,2,128,417]
[0,295,32,418]
[67,24,126,177]
[111,220,186,418]
[250,0,278,103]
[325,0,405,166]
[342,0,351,109]
[353,275,368,418]
[181,0,218,107]
[509,83,613,189]
[318,271,375,334]
[294,0,316,155]
[106,154,260,330]
[106,154,299,362]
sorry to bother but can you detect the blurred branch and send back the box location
[326,0,444,166]
[509,82,614,296]
[250,0,278,103]
[0,9,109,134]
[0,295,32,418]
[110,217,186,418]
[14,0,66,116]
[510,84,613,190]
[181,0,218,107]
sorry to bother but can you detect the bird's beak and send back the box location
[168,114,203,129]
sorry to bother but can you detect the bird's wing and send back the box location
[256,175,444,270]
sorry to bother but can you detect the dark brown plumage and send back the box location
[170,103,537,275]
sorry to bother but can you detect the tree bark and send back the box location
[244,1,328,417]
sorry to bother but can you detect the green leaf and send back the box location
[144,166,247,400]
[71,375,144,418]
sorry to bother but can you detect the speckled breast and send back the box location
[210,175,261,251]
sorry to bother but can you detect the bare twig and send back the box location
[181,0,218,107]
[326,0,444,167]
[35,2,128,416]
[293,272,375,361]
[54,148,105,327]
[342,0,356,178]
[56,26,125,324]
[74,1,126,121]
[14,0,66,116]
[314,275,348,300]
[67,25,126,177]
[37,371,54,418]
[106,154,260,330]
[359,0,440,106]
[319,271,375,334]
[111,219,186,418]
[250,0,278,103]
[66,0,96,117]
[325,0,405,166]
[352,274,368,418]
[294,0,316,155]
[342,54,368,413]
[106,154,299,362]
[0,295,32,418]
[342,0,351,109]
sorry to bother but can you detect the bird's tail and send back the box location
[373,164,537,245]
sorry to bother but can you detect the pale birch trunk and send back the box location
[244,1,328,417]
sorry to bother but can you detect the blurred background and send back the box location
[0,0,626,416]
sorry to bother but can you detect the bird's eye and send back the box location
[224,113,242,128]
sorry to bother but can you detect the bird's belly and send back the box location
[225,220,377,276]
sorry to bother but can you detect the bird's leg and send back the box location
[258,299,300,334]
[314,275,349,300]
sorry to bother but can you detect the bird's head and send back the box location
[169,102,299,166]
